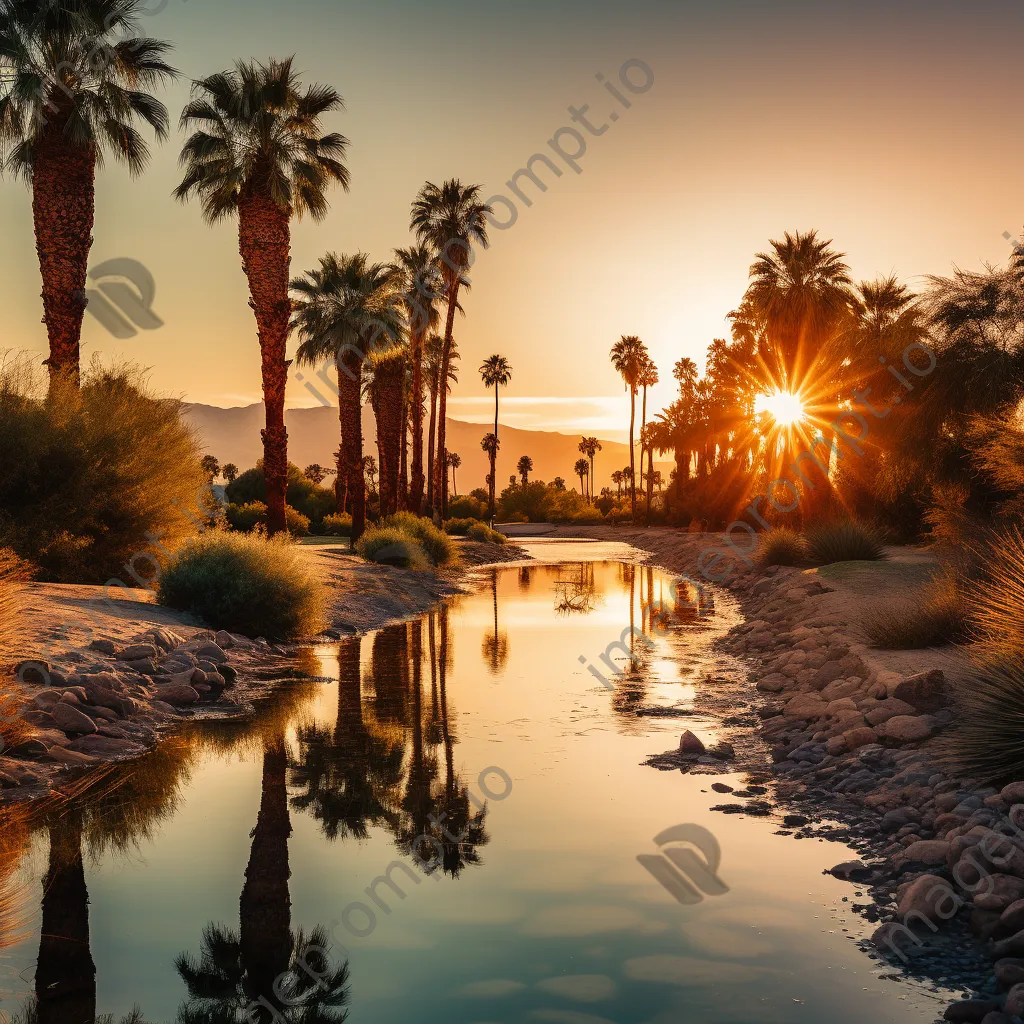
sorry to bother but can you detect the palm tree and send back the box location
[578,437,602,500]
[447,451,461,497]
[394,244,443,514]
[480,432,499,522]
[175,58,350,536]
[574,458,589,494]
[610,335,648,522]
[517,455,533,486]
[366,346,406,517]
[0,0,178,387]
[304,463,329,485]
[424,333,459,511]
[508,474,517,489]
[362,454,378,495]
[637,357,659,491]
[222,462,240,485]
[291,253,404,542]
[411,180,492,518]
[552,476,566,490]
[611,469,623,498]
[480,354,512,519]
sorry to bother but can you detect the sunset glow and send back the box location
[755,389,807,428]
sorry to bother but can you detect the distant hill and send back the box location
[182,403,673,493]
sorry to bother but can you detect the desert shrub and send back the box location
[0,357,209,583]
[758,528,807,567]
[862,573,971,649]
[355,527,428,568]
[506,512,529,523]
[607,505,633,524]
[225,501,310,538]
[285,507,311,537]
[379,513,457,566]
[322,513,352,537]
[497,481,549,522]
[0,548,30,671]
[157,531,326,640]
[444,518,476,536]
[466,522,507,545]
[965,526,1024,661]
[226,462,335,530]
[446,494,487,520]
[805,520,886,565]
[544,488,600,524]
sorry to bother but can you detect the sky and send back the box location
[3,0,1024,441]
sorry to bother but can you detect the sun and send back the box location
[755,390,806,427]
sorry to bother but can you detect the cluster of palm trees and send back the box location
[0,0,516,543]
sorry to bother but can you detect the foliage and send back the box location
[0,358,209,583]
[805,520,886,565]
[378,512,457,566]
[322,513,353,537]
[862,572,970,649]
[355,527,428,569]
[225,501,310,537]
[758,528,807,567]
[226,463,336,530]
[0,548,30,671]
[466,522,507,545]
[157,531,327,640]
[444,518,476,535]
[446,494,487,520]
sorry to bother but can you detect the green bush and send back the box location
[446,494,488,520]
[758,528,807,567]
[355,527,428,568]
[226,462,335,530]
[322,513,352,537]
[225,501,310,537]
[157,531,327,640]
[0,358,209,583]
[379,513,457,566]
[862,573,971,649]
[444,518,476,536]
[805,520,886,565]
[466,522,507,545]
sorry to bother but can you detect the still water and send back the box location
[0,545,952,1023]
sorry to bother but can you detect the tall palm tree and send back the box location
[578,437,602,500]
[424,333,459,510]
[175,58,349,536]
[447,451,461,497]
[481,432,499,522]
[0,0,178,387]
[517,455,533,486]
[411,180,492,518]
[637,357,659,492]
[366,346,407,517]
[479,355,512,520]
[611,469,623,498]
[610,335,647,523]
[574,458,589,495]
[394,244,443,514]
[292,253,404,541]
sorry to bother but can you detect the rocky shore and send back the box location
[556,526,1024,1024]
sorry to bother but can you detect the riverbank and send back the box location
[0,539,529,805]
[553,526,1022,1023]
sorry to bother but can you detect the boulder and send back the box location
[1002,782,1024,805]
[214,630,235,649]
[678,730,705,755]
[899,839,950,866]
[195,643,227,665]
[993,930,1024,959]
[810,662,846,690]
[45,747,97,766]
[88,639,117,655]
[975,875,1024,912]
[897,873,957,925]
[829,859,868,880]
[998,901,1024,940]
[219,664,237,685]
[865,698,917,726]
[1006,983,1024,1018]
[995,958,1024,990]
[875,715,934,744]
[755,673,788,693]
[117,643,158,662]
[820,677,864,702]
[50,701,98,735]
[784,694,827,721]
[892,669,947,712]
[154,683,200,706]
[943,1002,1002,1023]
[82,682,135,717]
[34,728,70,749]
[842,726,878,750]
[15,660,51,686]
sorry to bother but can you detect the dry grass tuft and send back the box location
[862,571,971,649]
[757,528,806,567]
[805,519,886,565]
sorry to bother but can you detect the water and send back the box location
[0,545,954,1023]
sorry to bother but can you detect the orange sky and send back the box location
[2,0,1023,441]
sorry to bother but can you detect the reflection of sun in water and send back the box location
[755,390,806,427]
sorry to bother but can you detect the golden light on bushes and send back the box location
[755,389,806,427]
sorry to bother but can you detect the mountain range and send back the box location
[182,403,673,494]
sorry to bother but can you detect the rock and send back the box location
[219,663,237,685]
[1003,782,1024,805]
[784,694,827,720]
[875,715,934,744]
[897,873,956,925]
[67,734,145,757]
[1006,983,1024,1018]
[998,900,1024,939]
[149,700,178,714]
[154,683,199,706]
[50,701,98,735]
[892,669,947,712]
[944,1001,1003,1023]
[678,730,705,755]
[34,729,70,749]
[842,726,877,750]
[711,782,733,793]
[125,658,160,676]
[820,676,864,701]
[14,660,50,686]
[995,958,1024,990]
[865,698,918,726]
[993,929,1024,959]
[980,1014,1015,1024]
[89,639,116,655]
[82,682,135,718]
[829,859,868,880]
[9,738,48,759]
[871,921,920,956]
[31,689,62,709]
[708,741,734,760]
[975,875,1024,912]
[117,643,158,662]
[45,747,97,766]
[195,643,227,665]
[755,673,788,693]
[20,709,55,727]
[810,662,846,690]
[899,839,950,866]
[214,630,235,649]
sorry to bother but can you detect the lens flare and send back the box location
[755,390,806,427]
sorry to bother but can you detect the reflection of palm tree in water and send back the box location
[553,562,597,615]
[290,636,405,840]
[481,568,509,675]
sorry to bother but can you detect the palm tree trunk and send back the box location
[36,816,95,1024]
[240,729,293,1000]
[375,358,404,518]
[238,190,291,537]
[434,283,461,520]
[645,440,655,526]
[426,362,439,510]
[338,350,365,541]
[335,375,348,515]
[399,384,409,511]
[32,113,95,391]
[589,454,596,502]
[409,332,427,514]
[629,387,637,524]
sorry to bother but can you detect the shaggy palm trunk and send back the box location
[639,386,648,493]
[335,387,348,514]
[238,187,291,537]
[645,441,655,526]
[240,730,292,1001]
[36,816,95,1024]
[399,387,409,511]
[375,358,404,518]
[434,282,461,519]
[426,364,439,510]
[410,333,427,513]
[338,349,365,540]
[487,451,497,523]
[589,454,596,501]
[628,387,637,523]
[33,108,95,390]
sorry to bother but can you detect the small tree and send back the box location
[201,455,220,481]
[552,477,566,491]
[363,455,378,494]
[222,463,239,485]
[447,452,462,496]
[612,469,623,498]
[517,456,533,486]
[574,458,590,495]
